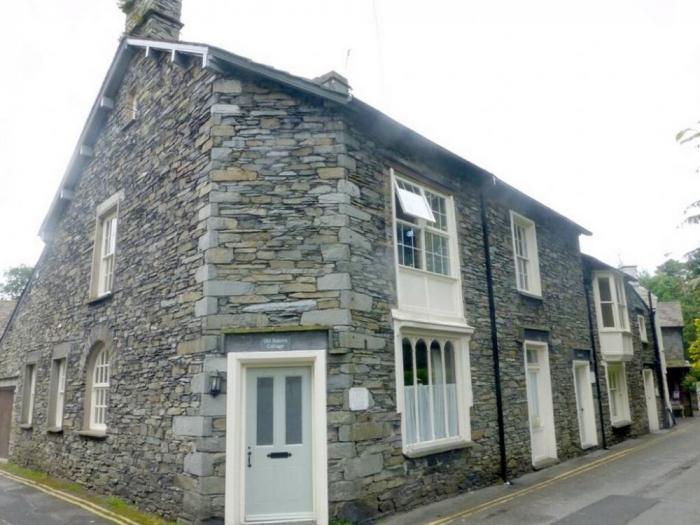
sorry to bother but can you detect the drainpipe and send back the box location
[479,185,508,483]
[583,276,608,450]
[647,290,674,428]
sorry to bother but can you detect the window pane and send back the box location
[517,257,530,290]
[397,222,422,270]
[430,341,446,439]
[415,340,431,442]
[256,377,274,446]
[601,303,615,328]
[285,376,302,445]
[402,338,417,445]
[598,277,612,302]
[395,195,416,224]
[425,232,450,275]
[425,192,448,231]
[514,224,528,258]
[526,348,538,364]
[443,342,459,437]
[395,185,435,222]
[402,339,414,387]
[527,368,541,427]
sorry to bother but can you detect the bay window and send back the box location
[593,272,629,331]
[394,176,453,277]
[397,331,472,456]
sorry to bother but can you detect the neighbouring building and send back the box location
[583,257,671,447]
[656,301,691,416]
[0,2,672,524]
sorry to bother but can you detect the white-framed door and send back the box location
[226,350,328,525]
[524,341,557,466]
[642,368,660,432]
[572,361,598,448]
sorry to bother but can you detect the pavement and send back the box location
[0,472,113,525]
[0,418,699,524]
[378,416,700,525]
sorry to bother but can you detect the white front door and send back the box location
[524,342,557,466]
[573,361,598,448]
[643,369,660,432]
[245,366,314,522]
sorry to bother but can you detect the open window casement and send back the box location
[394,176,436,223]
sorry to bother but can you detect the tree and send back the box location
[0,265,33,300]
[641,258,700,347]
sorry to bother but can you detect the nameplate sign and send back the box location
[226,331,328,353]
[572,349,592,362]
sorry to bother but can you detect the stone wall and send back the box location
[662,327,685,363]
[0,50,215,521]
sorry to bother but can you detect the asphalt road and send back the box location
[0,474,112,525]
[379,416,700,525]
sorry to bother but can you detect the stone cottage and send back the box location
[656,301,691,415]
[582,256,671,447]
[0,2,672,524]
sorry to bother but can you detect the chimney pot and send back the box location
[123,0,183,41]
[619,265,639,281]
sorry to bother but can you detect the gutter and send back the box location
[479,183,508,483]
[647,290,675,427]
[583,273,608,450]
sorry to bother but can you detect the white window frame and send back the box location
[20,364,36,426]
[90,191,124,299]
[637,314,648,343]
[89,347,110,432]
[605,362,631,427]
[394,321,473,457]
[49,358,67,430]
[509,211,542,297]
[391,169,459,279]
[592,271,630,332]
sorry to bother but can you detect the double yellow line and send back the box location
[428,426,690,525]
[0,468,140,525]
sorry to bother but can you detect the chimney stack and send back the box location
[313,71,352,96]
[619,265,639,281]
[122,0,183,41]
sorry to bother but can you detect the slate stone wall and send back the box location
[0,49,665,525]
[0,51,215,521]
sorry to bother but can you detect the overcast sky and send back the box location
[1,0,699,277]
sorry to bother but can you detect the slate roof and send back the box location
[657,301,684,328]
[39,37,592,241]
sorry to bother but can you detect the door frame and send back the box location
[523,340,557,467]
[642,368,660,432]
[226,350,328,525]
[571,360,598,449]
[0,384,16,462]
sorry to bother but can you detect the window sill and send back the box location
[77,430,107,439]
[611,419,632,429]
[86,292,113,306]
[46,427,63,434]
[517,288,543,301]
[18,424,33,430]
[403,437,472,458]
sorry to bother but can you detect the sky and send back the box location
[1,0,699,277]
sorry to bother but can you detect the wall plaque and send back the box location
[226,330,328,353]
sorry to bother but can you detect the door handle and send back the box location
[247,447,252,468]
[267,452,293,459]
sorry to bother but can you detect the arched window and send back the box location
[84,343,110,433]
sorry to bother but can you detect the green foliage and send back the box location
[689,319,700,378]
[640,253,700,347]
[0,265,33,300]
[330,520,354,525]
